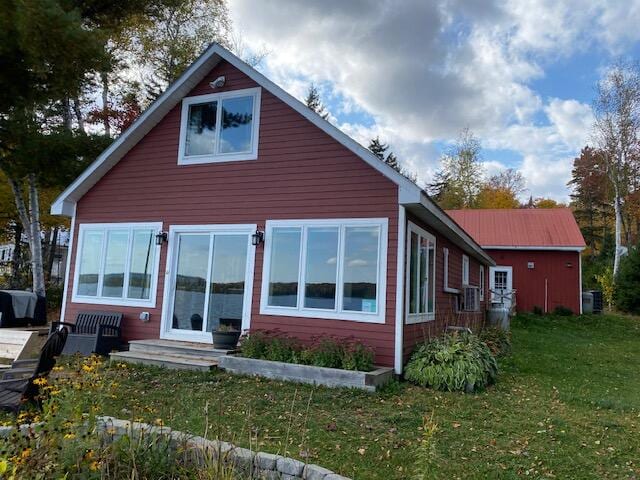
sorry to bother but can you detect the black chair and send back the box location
[0,329,68,412]
[51,311,123,356]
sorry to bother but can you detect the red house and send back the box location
[52,44,494,374]
[447,209,586,314]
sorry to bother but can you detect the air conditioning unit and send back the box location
[462,286,480,312]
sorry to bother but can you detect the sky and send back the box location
[228,0,640,202]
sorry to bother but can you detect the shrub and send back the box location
[239,330,269,359]
[615,246,640,314]
[553,305,573,316]
[532,305,544,315]
[239,331,374,371]
[45,283,64,312]
[404,333,498,392]
[264,334,301,363]
[306,336,344,368]
[596,266,615,309]
[479,327,511,357]
[341,340,375,372]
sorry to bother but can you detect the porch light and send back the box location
[155,231,168,246]
[251,229,264,246]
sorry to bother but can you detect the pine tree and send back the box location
[367,136,402,173]
[304,83,329,120]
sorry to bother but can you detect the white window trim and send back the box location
[71,222,162,308]
[443,247,459,294]
[178,87,261,165]
[405,222,436,324]
[479,264,485,300]
[260,218,388,324]
[160,223,257,342]
[462,254,470,286]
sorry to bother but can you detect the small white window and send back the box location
[178,87,261,165]
[462,255,470,286]
[443,247,459,294]
[406,222,436,323]
[479,265,485,300]
[260,218,388,323]
[72,223,162,307]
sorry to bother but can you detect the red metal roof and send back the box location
[445,208,586,249]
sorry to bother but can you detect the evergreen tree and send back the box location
[304,83,329,120]
[615,245,640,314]
[368,136,401,173]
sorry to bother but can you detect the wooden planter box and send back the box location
[217,355,394,392]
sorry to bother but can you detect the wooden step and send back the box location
[109,350,218,371]
[128,339,235,359]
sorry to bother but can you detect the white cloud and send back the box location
[228,0,640,201]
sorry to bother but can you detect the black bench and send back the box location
[51,311,123,356]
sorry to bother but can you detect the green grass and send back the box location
[10,314,640,479]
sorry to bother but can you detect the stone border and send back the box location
[0,417,349,479]
[95,416,349,480]
[218,355,394,392]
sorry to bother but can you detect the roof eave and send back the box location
[482,245,586,252]
[402,192,495,266]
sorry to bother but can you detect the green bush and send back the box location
[238,330,269,358]
[239,331,375,371]
[306,336,344,368]
[615,246,640,314]
[404,333,498,392]
[553,305,574,316]
[532,305,544,315]
[479,327,511,357]
[342,340,375,372]
[45,283,64,312]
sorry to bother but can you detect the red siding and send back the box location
[487,249,581,314]
[63,60,400,367]
[402,213,486,363]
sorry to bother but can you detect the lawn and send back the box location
[7,314,640,479]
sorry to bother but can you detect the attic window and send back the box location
[178,87,261,165]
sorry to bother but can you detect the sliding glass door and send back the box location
[162,225,255,342]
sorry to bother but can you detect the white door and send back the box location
[161,224,256,342]
[489,266,513,309]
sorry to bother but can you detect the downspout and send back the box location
[394,205,406,375]
[544,278,548,313]
[579,253,583,314]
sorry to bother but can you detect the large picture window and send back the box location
[406,222,436,323]
[72,223,162,307]
[260,219,388,323]
[178,87,261,165]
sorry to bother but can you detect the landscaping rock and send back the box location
[304,464,334,479]
[255,451,280,470]
[277,456,305,476]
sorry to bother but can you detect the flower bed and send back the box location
[219,331,393,391]
[239,330,375,371]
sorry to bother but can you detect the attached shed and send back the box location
[447,208,586,314]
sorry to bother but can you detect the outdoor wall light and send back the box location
[252,229,264,246]
[209,75,226,89]
[155,231,168,246]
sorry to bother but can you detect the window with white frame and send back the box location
[443,247,459,293]
[72,223,162,307]
[406,223,436,323]
[178,87,261,165]
[462,254,470,286]
[479,265,485,299]
[260,219,388,323]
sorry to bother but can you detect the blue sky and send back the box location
[229,0,640,201]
